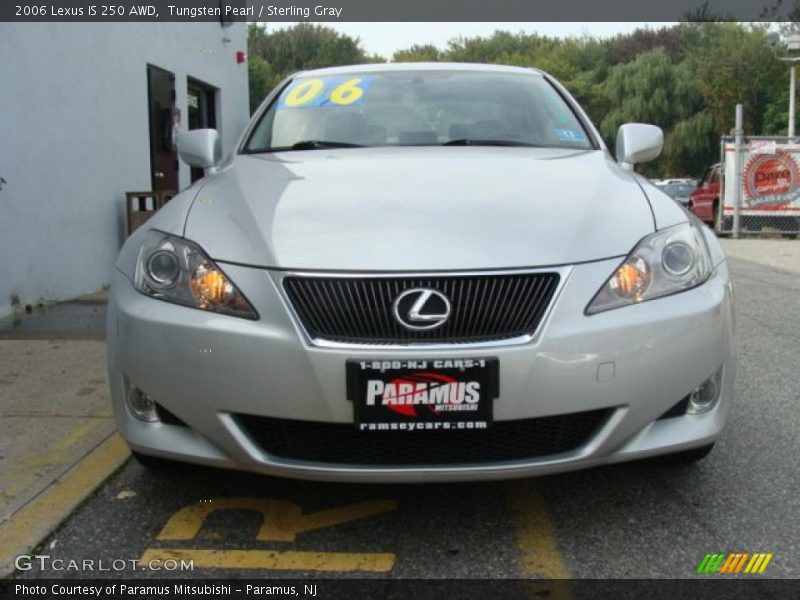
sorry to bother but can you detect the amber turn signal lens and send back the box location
[190,262,233,305]
[610,257,650,299]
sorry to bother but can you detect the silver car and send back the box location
[658,181,696,207]
[108,63,735,483]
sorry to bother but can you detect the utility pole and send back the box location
[733,104,743,239]
[791,63,797,138]
[784,35,800,138]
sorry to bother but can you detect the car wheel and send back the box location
[131,450,176,470]
[654,443,715,465]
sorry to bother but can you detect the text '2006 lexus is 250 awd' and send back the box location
[108,63,735,483]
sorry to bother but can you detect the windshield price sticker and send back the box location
[278,77,373,109]
[553,128,586,142]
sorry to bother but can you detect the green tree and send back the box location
[664,112,718,177]
[600,50,706,174]
[601,51,700,136]
[685,23,783,135]
[763,85,792,135]
[248,53,275,113]
[392,44,442,62]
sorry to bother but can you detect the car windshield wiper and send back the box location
[442,139,545,147]
[287,140,364,150]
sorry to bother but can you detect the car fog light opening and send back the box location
[127,387,159,422]
[687,378,719,415]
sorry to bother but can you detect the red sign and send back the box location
[743,152,800,208]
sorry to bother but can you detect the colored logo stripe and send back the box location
[697,553,726,574]
[697,552,773,574]
[719,553,748,573]
[745,553,773,574]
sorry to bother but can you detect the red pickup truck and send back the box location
[690,149,800,236]
[688,163,726,230]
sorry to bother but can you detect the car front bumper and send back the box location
[107,257,735,483]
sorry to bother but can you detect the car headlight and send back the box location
[134,230,258,320]
[586,221,712,315]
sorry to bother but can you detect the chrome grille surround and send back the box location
[275,267,572,349]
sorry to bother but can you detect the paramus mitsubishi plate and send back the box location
[108,63,735,482]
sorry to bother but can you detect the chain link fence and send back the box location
[712,133,800,238]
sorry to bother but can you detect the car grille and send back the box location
[282,272,560,345]
[235,410,610,466]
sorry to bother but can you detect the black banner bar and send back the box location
[0,0,794,23]
[2,579,800,600]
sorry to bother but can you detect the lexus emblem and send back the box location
[392,288,451,330]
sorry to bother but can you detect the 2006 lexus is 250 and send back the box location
[108,63,735,482]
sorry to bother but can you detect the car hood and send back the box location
[185,147,655,271]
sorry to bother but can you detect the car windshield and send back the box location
[243,69,594,152]
[663,183,694,198]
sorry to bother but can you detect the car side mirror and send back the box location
[177,129,221,174]
[615,123,663,170]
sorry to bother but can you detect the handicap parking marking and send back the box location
[11,457,540,580]
[141,497,398,573]
[155,497,398,542]
[140,548,395,572]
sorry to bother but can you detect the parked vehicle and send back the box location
[689,163,725,229]
[108,63,734,482]
[660,181,695,207]
[658,178,696,186]
[691,141,800,235]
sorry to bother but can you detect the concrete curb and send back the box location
[0,433,129,578]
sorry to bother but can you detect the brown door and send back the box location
[147,65,179,193]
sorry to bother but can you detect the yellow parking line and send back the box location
[51,419,106,453]
[0,433,129,575]
[505,480,570,579]
[146,497,399,573]
[1,418,110,501]
[157,498,398,542]
[140,548,396,572]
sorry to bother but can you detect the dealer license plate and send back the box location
[346,358,499,432]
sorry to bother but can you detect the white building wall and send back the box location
[0,22,250,317]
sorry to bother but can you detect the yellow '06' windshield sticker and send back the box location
[277,77,373,109]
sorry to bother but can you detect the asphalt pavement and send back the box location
[5,247,800,583]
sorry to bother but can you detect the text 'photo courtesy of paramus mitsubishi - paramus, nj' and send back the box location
[107,63,735,483]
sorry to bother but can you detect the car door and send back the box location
[690,167,715,223]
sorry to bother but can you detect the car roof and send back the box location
[295,62,545,78]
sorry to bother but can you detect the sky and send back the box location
[263,22,671,58]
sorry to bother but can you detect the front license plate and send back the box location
[347,358,499,432]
